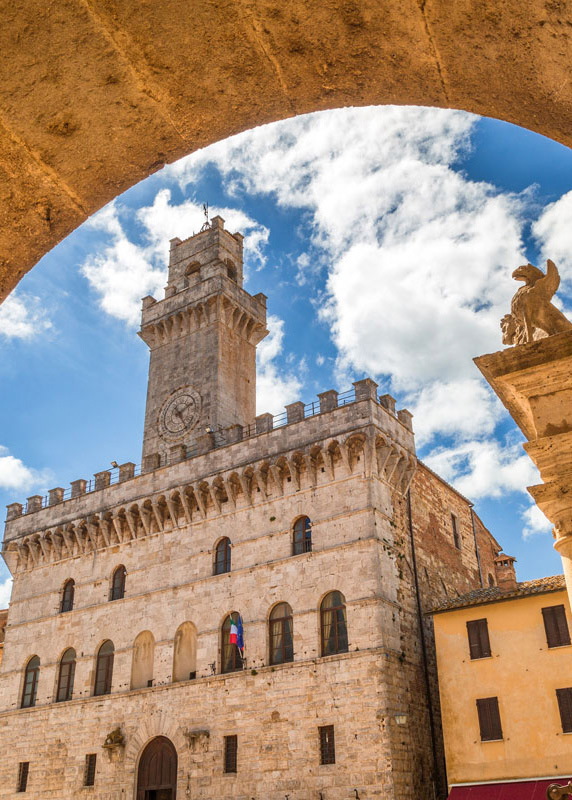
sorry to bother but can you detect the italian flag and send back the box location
[229,617,238,644]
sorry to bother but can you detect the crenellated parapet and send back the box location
[138,289,268,350]
[3,381,416,574]
[3,427,415,574]
[5,380,414,523]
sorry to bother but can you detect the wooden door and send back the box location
[137,736,177,800]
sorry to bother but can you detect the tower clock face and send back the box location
[158,387,201,441]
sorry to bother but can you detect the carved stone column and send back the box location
[475,330,572,605]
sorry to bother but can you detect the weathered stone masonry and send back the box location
[0,219,501,800]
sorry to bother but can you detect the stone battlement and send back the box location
[3,379,416,573]
[5,379,413,525]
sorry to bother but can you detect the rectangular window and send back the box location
[466,619,491,660]
[542,605,571,648]
[17,762,29,793]
[556,688,572,733]
[84,754,97,787]
[319,725,336,764]
[476,697,503,741]
[224,735,237,774]
[452,514,461,549]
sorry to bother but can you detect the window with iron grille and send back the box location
[84,754,97,787]
[60,579,75,613]
[452,514,461,549]
[466,619,491,660]
[556,688,572,733]
[542,605,571,648]
[214,538,231,575]
[94,640,114,696]
[293,516,312,555]
[17,762,29,793]
[319,725,336,764]
[109,566,126,601]
[224,735,237,773]
[476,697,503,741]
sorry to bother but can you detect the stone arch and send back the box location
[4,4,572,300]
[131,630,155,690]
[172,621,197,683]
[126,722,187,793]
[136,735,178,800]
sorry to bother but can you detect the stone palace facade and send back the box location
[0,218,501,799]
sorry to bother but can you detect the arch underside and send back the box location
[1,0,572,301]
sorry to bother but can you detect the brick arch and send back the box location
[2,2,572,301]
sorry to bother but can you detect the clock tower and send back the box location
[139,216,268,465]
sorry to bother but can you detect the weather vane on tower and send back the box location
[200,202,210,232]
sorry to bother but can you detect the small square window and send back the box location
[224,735,237,773]
[17,762,29,793]
[319,725,335,764]
[84,754,97,787]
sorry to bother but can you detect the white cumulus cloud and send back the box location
[0,446,50,493]
[256,315,303,415]
[410,379,503,448]
[170,106,524,400]
[0,293,53,339]
[533,189,572,283]
[521,502,553,540]
[423,439,540,500]
[0,577,13,608]
[81,194,269,327]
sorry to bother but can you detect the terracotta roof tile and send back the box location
[430,574,566,614]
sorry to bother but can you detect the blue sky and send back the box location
[2,105,572,604]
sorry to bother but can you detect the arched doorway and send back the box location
[136,736,177,800]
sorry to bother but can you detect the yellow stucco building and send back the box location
[432,558,572,798]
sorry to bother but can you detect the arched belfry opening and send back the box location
[137,736,178,800]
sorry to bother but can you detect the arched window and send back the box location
[172,621,197,682]
[21,656,40,708]
[320,591,348,657]
[60,579,75,613]
[110,565,126,601]
[56,648,76,702]
[269,603,294,665]
[221,613,243,674]
[94,640,114,696]
[131,631,155,690]
[293,516,312,555]
[488,573,495,587]
[214,538,231,575]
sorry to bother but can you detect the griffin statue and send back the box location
[501,259,572,346]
